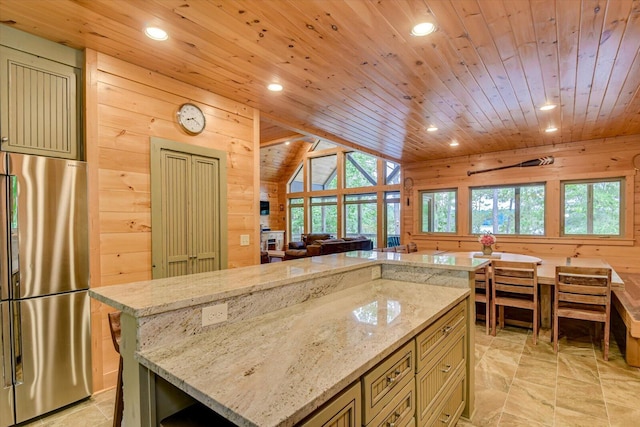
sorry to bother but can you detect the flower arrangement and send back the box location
[478,232,496,246]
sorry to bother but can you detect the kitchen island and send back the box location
[90,251,486,426]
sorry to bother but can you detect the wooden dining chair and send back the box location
[475,266,491,335]
[491,260,539,344]
[554,266,612,360]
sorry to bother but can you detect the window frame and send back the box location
[560,177,625,237]
[343,193,377,245]
[469,182,546,236]
[288,197,305,242]
[309,195,338,235]
[419,188,458,234]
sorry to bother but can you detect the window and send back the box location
[561,178,623,236]
[385,191,401,247]
[289,198,304,242]
[384,161,401,185]
[310,196,337,235]
[420,189,457,233]
[289,164,303,193]
[470,184,545,235]
[345,152,377,188]
[344,193,377,246]
[310,155,337,190]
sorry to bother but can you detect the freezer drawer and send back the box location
[0,301,14,427]
[13,291,92,423]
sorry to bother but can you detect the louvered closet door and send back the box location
[159,150,221,278]
[191,155,220,273]
[161,150,191,278]
[0,46,79,159]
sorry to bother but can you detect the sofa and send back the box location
[284,234,373,260]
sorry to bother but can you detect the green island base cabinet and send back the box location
[90,251,486,427]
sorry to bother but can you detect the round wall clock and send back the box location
[177,103,206,135]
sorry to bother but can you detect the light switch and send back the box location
[240,234,250,246]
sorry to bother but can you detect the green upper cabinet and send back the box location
[0,26,82,160]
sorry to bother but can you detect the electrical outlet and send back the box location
[240,234,250,246]
[202,303,228,327]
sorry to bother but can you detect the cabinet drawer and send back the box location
[424,375,465,427]
[416,333,465,425]
[363,340,415,424]
[368,378,415,427]
[416,302,465,371]
[300,381,361,427]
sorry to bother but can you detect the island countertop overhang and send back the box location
[90,251,486,318]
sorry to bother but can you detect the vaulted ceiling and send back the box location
[1,0,639,164]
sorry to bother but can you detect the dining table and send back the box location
[433,251,624,329]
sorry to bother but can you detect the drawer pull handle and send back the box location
[442,325,453,334]
[441,364,452,373]
[440,413,452,424]
[386,375,396,384]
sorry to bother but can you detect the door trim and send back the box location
[150,137,228,278]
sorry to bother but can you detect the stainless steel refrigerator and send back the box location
[0,153,91,427]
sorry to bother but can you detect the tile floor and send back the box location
[23,320,640,427]
[461,320,640,427]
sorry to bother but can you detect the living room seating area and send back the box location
[283,233,373,260]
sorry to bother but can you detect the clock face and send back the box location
[177,103,206,135]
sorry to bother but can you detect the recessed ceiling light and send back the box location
[267,83,283,92]
[545,126,558,133]
[540,104,557,111]
[285,141,290,145]
[144,27,168,41]
[449,140,459,147]
[411,22,436,36]
[427,126,438,132]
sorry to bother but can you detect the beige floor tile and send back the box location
[468,387,509,427]
[475,343,491,364]
[502,378,555,426]
[554,406,609,427]
[482,346,522,367]
[476,355,518,393]
[498,411,548,427]
[556,376,608,420]
[600,374,640,409]
[513,355,557,388]
[521,336,558,363]
[490,337,526,353]
[492,326,529,344]
[606,401,640,427]
[39,404,108,427]
[597,358,640,382]
[557,353,600,384]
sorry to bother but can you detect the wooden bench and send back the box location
[613,273,640,367]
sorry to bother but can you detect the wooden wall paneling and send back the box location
[403,135,640,273]
[84,48,108,393]
[86,50,259,393]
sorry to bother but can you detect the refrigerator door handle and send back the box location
[8,175,20,297]
[10,302,22,385]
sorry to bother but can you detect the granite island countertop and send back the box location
[90,251,486,318]
[136,277,470,427]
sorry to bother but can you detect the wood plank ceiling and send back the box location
[1,0,639,164]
